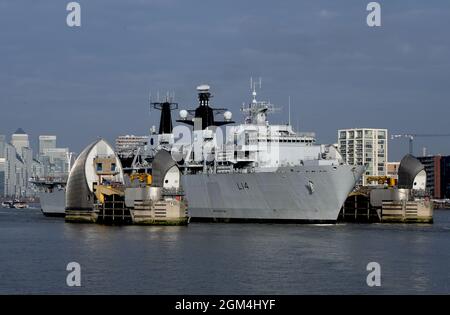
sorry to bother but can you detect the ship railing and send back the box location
[215,145,235,161]
[216,154,234,162]
[295,132,316,138]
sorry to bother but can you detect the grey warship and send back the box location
[146,82,365,223]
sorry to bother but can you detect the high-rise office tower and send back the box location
[4,143,17,197]
[0,134,6,158]
[39,135,57,155]
[0,157,5,196]
[11,128,30,158]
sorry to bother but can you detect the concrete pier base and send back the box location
[130,200,188,226]
[382,200,433,223]
[65,210,98,223]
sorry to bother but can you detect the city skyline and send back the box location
[0,129,70,197]
[0,129,70,156]
[1,1,450,160]
[2,125,450,164]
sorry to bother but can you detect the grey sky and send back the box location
[1,0,450,160]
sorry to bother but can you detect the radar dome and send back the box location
[196,84,210,92]
[179,109,188,119]
[224,111,232,121]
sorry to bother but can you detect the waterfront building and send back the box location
[338,128,388,185]
[386,161,400,182]
[40,147,70,175]
[442,156,450,199]
[11,128,30,158]
[0,157,5,196]
[38,155,51,176]
[2,130,66,197]
[22,147,33,170]
[417,155,450,199]
[36,135,71,177]
[32,159,44,179]
[4,143,18,197]
[3,144,33,197]
[39,135,57,155]
[0,134,5,159]
[0,137,5,196]
[115,135,148,156]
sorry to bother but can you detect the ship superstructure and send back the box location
[159,83,344,173]
[147,81,364,222]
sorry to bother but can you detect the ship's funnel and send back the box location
[152,101,178,134]
[159,102,173,134]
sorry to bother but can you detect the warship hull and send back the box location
[38,165,363,222]
[39,190,65,217]
[182,165,364,222]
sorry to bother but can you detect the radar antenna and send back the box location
[242,78,282,125]
[288,96,291,126]
[250,77,262,104]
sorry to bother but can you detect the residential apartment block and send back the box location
[338,128,388,185]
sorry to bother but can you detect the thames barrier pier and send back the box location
[64,139,188,225]
[125,150,188,225]
[339,154,433,223]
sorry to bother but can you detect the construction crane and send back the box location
[390,133,450,155]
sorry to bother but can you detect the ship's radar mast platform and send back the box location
[241,77,280,125]
[176,84,234,130]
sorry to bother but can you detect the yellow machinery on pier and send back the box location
[94,184,124,204]
[365,176,396,187]
[129,173,152,186]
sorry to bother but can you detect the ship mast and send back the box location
[151,93,178,135]
[241,77,279,125]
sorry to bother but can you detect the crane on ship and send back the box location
[390,133,450,155]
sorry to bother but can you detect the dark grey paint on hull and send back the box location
[182,165,364,222]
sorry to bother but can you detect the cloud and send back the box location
[318,9,338,18]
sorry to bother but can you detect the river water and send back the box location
[1,206,449,294]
